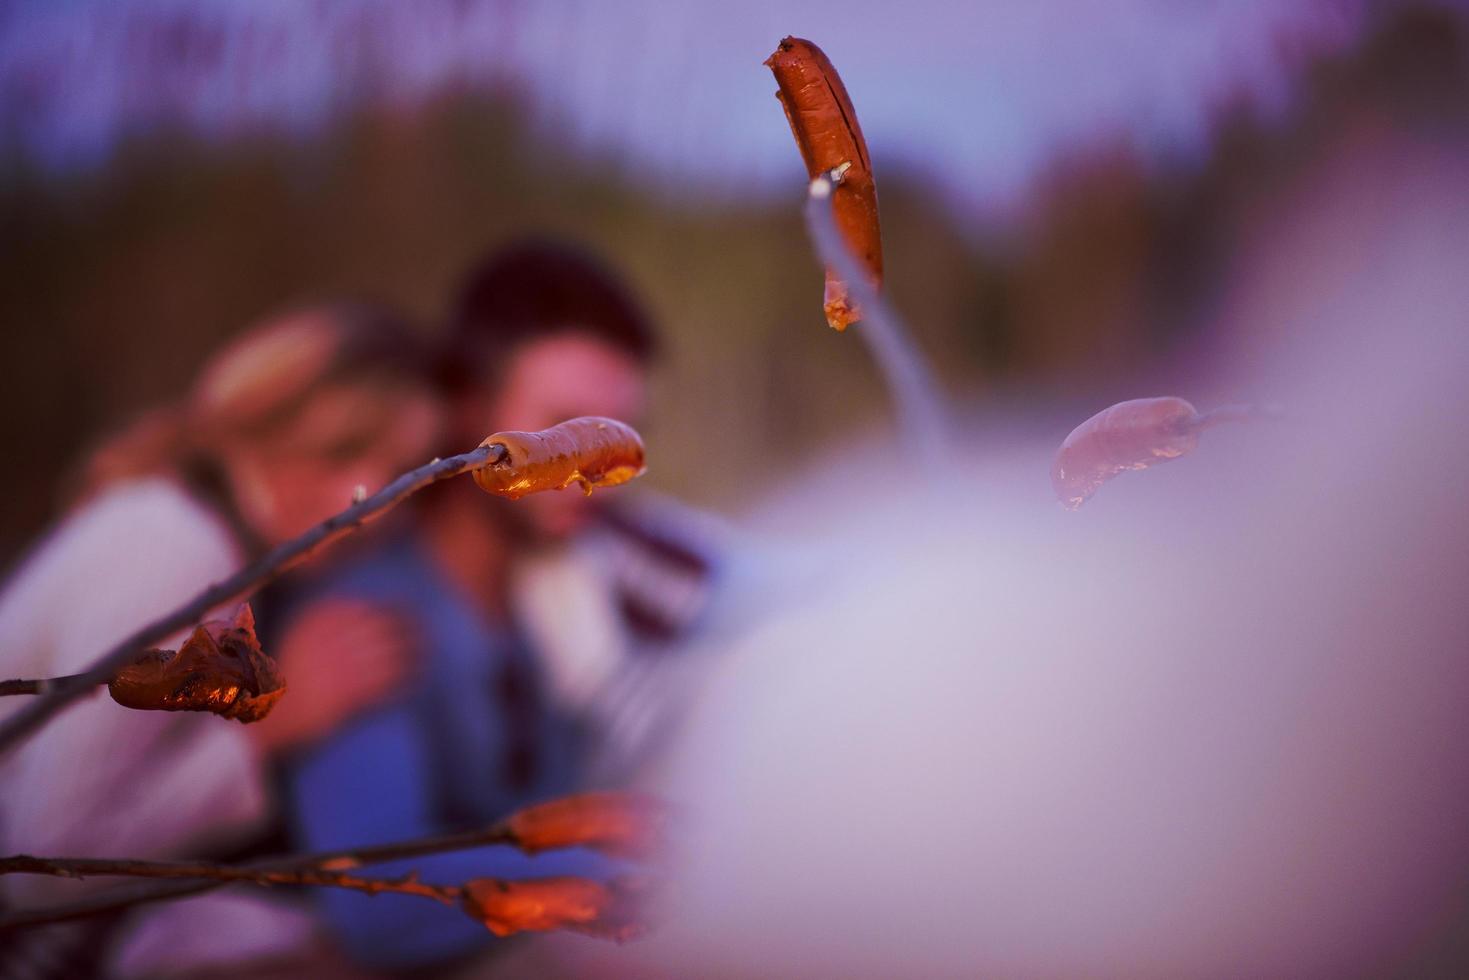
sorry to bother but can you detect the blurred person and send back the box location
[0,302,440,979]
[276,240,722,974]
[435,239,724,780]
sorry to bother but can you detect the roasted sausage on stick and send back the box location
[472,417,646,500]
[766,36,883,331]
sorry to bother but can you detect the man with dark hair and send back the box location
[439,238,659,392]
[278,239,721,972]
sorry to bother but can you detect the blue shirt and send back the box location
[280,535,623,970]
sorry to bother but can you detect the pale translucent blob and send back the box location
[1050,397,1203,509]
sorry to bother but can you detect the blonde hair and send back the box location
[70,302,431,509]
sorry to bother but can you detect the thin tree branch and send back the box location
[0,813,526,931]
[804,166,951,466]
[0,443,504,754]
[0,854,461,908]
[0,674,86,697]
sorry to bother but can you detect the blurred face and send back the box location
[455,331,648,541]
[227,381,440,544]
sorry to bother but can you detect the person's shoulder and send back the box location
[37,477,229,550]
[80,476,227,536]
[0,477,241,673]
[76,477,240,573]
[3,478,236,600]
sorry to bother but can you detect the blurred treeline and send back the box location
[1,4,1464,567]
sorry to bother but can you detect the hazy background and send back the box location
[5,0,1459,569]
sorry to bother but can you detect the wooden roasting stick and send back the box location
[766,36,884,331]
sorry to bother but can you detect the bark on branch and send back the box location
[0,853,461,908]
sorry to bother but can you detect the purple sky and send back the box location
[1,0,1369,216]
